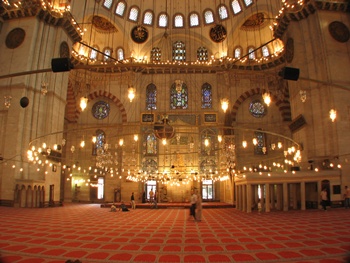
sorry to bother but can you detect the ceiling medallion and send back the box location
[329,21,349,43]
[131,25,148,44]
[5,28,26,49]
[92,16,117,34]
[209,24,227,43]
[241,13,267,31]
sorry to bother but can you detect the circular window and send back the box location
[92,101,110,120]
[249,100,266,118]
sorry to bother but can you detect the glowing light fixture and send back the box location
[80,97,88,111]
[134,134,139,141]
[218,135,222,142]
[220,98,229,112]
[329,109,336,122]
[262,92,271,106]
[128,87,135,102]
[242,140,247,148]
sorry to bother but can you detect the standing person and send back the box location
[320,188,328,211]
[149,188,154,203]
[130,192,136,209]
[142,191,146,203]
[344,186,350,208]
[189,190,198,220]
[196,194,202,222]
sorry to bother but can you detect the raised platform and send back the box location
[101,201,234,209]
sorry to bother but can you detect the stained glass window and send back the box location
[201,83,212,109]
[151,47,161,62]
[234,47,242,58]
[174,14,184,28]
[92,101,110,120]
[231,0,242,14]
[172,41,186,62]
[254,129,266,155]
[204,10,214,24]
[189,12,199,27]
[218,5,228,20]
[90,46,98,60]
[115,1,126,16]
[129,6,139,21]
[244,0,253,7]
[159,13,168,27]
[262,46,270,57]
[103,48,111,61]
[93,129,105,156]
[197,47,208,61]
[248,47,255,60]
[117,48,124,61]
[146,134,157,154]
[249,100,266,118]
[143,11,153,25]
[146,83,157,110]
[170,82,188,109]
[103,0,113,9]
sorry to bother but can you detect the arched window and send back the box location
[103,48,112,61]
[117,48,124,61]
[143,10,153,25]
[204,9,214,24]
[146,83,157,110]
[172,41,186,62]
[170,81,188,109]
[254,129,266,155]
[201,83,212,109]
[158,13,168,27]
[115,1,126,16]
[248,47,255,60]
[189,12,200,27]
[234,47,242,58]
[243,0,253,7]
[262,46,270,57]
[218,5,229,20]
[174,14,184,28]
[103,0,113,9]
[146,134,157,154]
[78,41,88,56]
[151,47,161,62]
[197,46,208,61]
[93,129,106,156]
[231,0,242,14]
[129,6,139,22]
[90,46,99,60]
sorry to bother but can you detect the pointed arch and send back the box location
[231,87,291,122]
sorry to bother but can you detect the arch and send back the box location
[66,89,127,124]
[231,87,291,122]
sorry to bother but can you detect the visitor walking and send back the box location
[320,188,328,211]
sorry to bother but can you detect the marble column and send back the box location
[283,182,288,211]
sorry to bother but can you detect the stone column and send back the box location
[292,183,298,209]
[265,183,270,212]
[242,185,247,212]
[283,183,289,211]
[301,181,306,210]
[270,184,275,210]
[246,184,252,213]
[276,184,282,210]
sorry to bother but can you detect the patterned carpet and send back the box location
[0,204,349,263]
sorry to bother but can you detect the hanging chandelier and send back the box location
[262,92,271,106]
[154,115,175,140]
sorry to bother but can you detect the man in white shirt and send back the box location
[190,190,198,220]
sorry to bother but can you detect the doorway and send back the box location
[202,180,213,201]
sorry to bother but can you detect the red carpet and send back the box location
[0,204,350,262]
